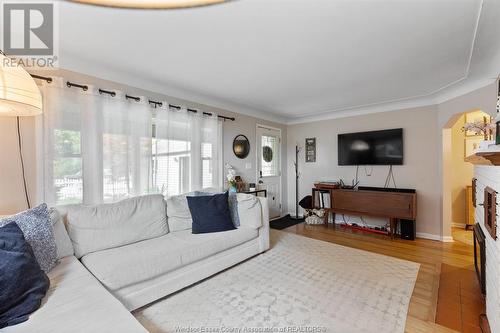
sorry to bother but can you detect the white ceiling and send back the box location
[59,0,500,124]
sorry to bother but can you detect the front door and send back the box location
[256,126,281,218]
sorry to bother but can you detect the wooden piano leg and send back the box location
[390,218,396,239]
[324,211,331,226]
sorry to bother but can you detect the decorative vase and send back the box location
[479,140,496,150]
[228,185,237,193]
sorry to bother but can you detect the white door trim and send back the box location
[256,124,282,217]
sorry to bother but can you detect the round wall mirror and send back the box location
[233,135,250,159]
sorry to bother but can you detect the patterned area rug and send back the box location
[134,230,419,333]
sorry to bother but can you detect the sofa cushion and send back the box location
[49,208,74,259]
[171,228,259,266]
[81,227,258,292]
[0,223,49,329]
[188,192,235,234]
[66,195,168,258]
[166,193,193,232]
[82,234,186,292]
[237,193,263,229]
[2,256,147,333]
[0,204,57,272]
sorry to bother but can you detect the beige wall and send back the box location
[286,83,497,239]
[287,106,440,237]
[450,114,473,226]
[0,116,38,214]
[0,69,287,214]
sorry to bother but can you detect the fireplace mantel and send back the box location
[466,145,500,166]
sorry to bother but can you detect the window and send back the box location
[53,129,83,205]
[261,135,279,177]
[42,81,221,206]
[202,142,213,189]
[151,138,191,197]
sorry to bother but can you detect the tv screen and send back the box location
[338,128,403,165]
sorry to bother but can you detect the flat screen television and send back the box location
[338,128,403,165]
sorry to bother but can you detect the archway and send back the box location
[442,110,492,240]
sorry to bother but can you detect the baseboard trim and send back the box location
[452,223,466,229]
[416,232,454,242]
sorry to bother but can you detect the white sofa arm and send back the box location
[257,197,270,252]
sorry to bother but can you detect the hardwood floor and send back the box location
[281,223,484,333]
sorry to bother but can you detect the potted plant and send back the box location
[225,163,237,193]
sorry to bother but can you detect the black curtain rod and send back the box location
[30,73,235,121]
[31,74,52,83]
[126,94,140,102]
[99,88,116,97]
[67,81,88,91]
[149,100,163,107]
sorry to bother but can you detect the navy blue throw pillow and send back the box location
[0,222,50,329]
[187,192,236,234]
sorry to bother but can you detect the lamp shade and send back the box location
[69,0,227,9]
[0,53,42,116]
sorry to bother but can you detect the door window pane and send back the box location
[261,135,279,177]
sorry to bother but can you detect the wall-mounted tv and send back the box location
[338,128,403,165]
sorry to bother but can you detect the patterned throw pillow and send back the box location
[0,204,57,272]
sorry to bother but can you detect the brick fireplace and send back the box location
[474,165,499,332]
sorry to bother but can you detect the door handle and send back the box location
[259,170,262,178]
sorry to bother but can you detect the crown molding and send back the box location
[286,77,496,125]
[286,95,439,125]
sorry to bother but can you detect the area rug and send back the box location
[270,214,304,230]
[134,230,419,333]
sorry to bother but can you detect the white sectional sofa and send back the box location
[5,193,269,333]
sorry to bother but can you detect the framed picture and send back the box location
[464,136,483,158]
[305,138,316,163]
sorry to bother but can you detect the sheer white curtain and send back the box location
[42,78,153,205]
[152,104,221,197]
[101,92,152,203]
[40,77,221,206]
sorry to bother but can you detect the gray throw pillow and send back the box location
[0,204,57,272]
[194,191,240,227]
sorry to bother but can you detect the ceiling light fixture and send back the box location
[68,0,228,9]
